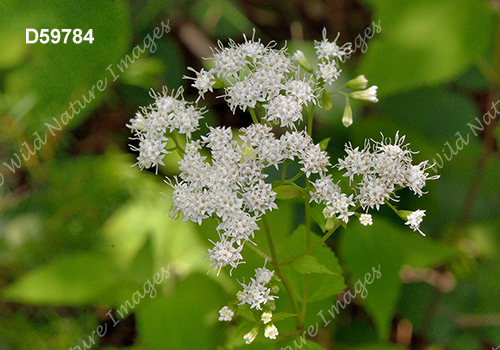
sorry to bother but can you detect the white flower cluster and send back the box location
[236,262,277,310]
[129,30,433,280]
[314,29,353,84]
[170,124,330,275]
[127,87,205,173]
[185,31,319,129]
[309,132,438,231]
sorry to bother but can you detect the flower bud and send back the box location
[244,326,260,344]
[261,311,273,324]
[292,50,313,73]
[350,85,378,103]
[342,104,353,127]
[346,75,368,89]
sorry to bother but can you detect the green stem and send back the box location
[262,214,302,329]
[299,189,313,325]
[170,131,185,156]
[307,105,315,136]
[245,243,272,261]
[249,108,259,125]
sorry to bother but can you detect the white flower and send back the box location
[350,85,378,103]
[255,263,274,284]
[314,29,352,62]
[183,67,215,102]
[218,306,234,321]
[206,238,244,276]
[298,144,330,177]
[223,77,264,112]
[316,61,341,84]
[264,324,279,339]
[359,213,373,226]
[405,210,426,236]
[264,94,304,129]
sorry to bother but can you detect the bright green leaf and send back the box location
[358,0,494,96]
[283,225,346,303]
[291,255,335,275]
[1,253,118,305]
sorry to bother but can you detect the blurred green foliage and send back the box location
[1,0,499,349]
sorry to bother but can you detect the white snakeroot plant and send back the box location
[127,29,439,344]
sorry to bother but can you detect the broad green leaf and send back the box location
[102,184,206,276]
[291,255,335,275]
[137,273,226,350]
[358,0,494,96]
[1,253,119,305]
[283,225,346,303]
[340,217,458,340]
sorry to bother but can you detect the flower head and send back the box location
[405,210,426,236]
[218,306,234,321]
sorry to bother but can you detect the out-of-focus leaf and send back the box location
[1,253,119,305]
[1,0,130,131]
[280,337,328,350]
[102,184,207,276]
[358,0,494,96]
[137,273,226,350]
[348,344,406,350]
[340,217,458,340]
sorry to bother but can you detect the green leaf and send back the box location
[349,343,406,350]
[282,225,346,302]
[280,336,328,350]
[271,312,297,323]
[358,0,494,96]
[1,253,119,305]
[340,217,458,341]
[291,255,335,275]
[274,184,302,200]
[137,273,226,350]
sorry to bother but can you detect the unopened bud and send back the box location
[350,85,378,103]
[342,104,353,127]
[346,75,368,89]
[292,50,313,73]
